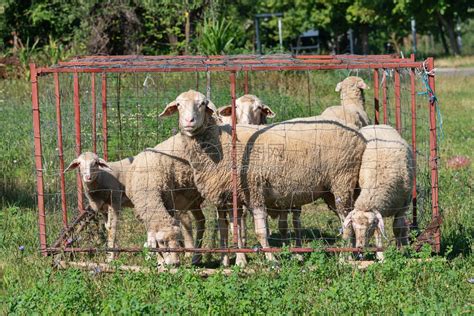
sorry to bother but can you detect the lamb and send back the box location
[159,89,367,267]
[342,124,414,259]
[319,76,370,129]
[218,95,302,248]
[65,152,134,262]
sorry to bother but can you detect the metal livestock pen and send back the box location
[30,54,441,266]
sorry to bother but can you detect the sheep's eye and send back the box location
[176,102,180,107]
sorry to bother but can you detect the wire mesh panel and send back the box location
[30,55,440,266]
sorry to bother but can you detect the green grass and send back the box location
[1,70,473,314]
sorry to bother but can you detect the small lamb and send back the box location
[217,94,276,125]
[65,152,133,262]
[343,125,414,259]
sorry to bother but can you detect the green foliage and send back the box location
[196,18,235,55]
[0,68,474,315]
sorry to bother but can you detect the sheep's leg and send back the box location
[253,207,276,263]
[178,212,194,258]
[235,208,248,267]
[393,212,409,247]
[217,210,230,267]
[105,205,119,262]
[292,209,302,248]
[374,229,384,261]
[278,211,289,246]
[240,206,248,247]
[146,231,165,265]
[191,209,205,265]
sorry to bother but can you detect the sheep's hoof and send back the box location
[221,255,230,267]
[293,254,304,262]
[105,254,115,263]
[235,253,247,267]
[191,254,202,266]
[376,252,385,261]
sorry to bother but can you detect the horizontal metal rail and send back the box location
[46,246,385,254]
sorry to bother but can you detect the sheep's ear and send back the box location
[64,159,80,173]
[159,100,178,117]
[357,80,369,90]
[343,211,354,229]
[261,104,276,118]
[335,82,342,92]
[97,158,112,171]
[375,211,385,237]
[217,105,232,117]
[206,100,217,115]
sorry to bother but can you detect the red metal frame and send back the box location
[54,73,68,229]
[30,54,440,257]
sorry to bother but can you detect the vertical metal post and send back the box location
[255,18,261,54]
[410,54,417,227]
[91,74,97,153]
[382,69,388,124]
[278,17,283,52]
[54,73,68,229]
[348,28,354,54]
[73,72,84,212]
[206,71,211,100]
[411,18,417,55]
[230,71,239,246]
[244,71,249,94]
[374,69,380,124]
[31,63,47,256]
[101,73,108,161]
[395,68,402,133]
[307,71,312,116]
[427,57,440,252]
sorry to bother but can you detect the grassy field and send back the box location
[0,67,473,313]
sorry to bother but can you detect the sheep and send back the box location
[217,94,276,125]
[126,136,206,266]
[65,152,134,262]
[218,95,302,249]
[319,76,370,129]
[342,124,414,260]
[159,89,367,267]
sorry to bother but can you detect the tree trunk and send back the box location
[437,20,450,55]
[438,13,460,55]
[360,24,369,54]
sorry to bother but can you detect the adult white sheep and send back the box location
[343,124,414,260]
[319,76,370,129]
[218,94,302,249]
[65,152,134,262]
[159,89,366,267]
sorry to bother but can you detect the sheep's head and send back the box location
[159,90,217,137]
[148,225,182,266]
[217,94,276,125]
[65,152,111,183]
[335,76,369,107]
[343,209,385,248]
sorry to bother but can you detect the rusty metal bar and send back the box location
[244,70,249,94]
[101,73,108,161]
[427,57,440,252]
[31,63,47,256]
[73,73,84,212]
[394,68,402,133]
[54,73,68,229]
[91,74,97,153]
[36,62,424,75]
[46,246,385,254]
[373,69,380,124]
[410,66,418,228]
[382,69,388,124]
[230,71,239,246]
